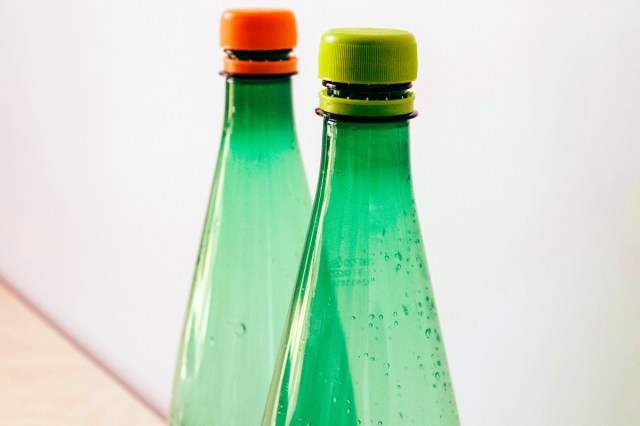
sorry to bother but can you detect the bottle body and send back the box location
[170,76,310,425]
[264,118,459,425]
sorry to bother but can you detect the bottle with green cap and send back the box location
[169,9,311,426]
[262,28,460,425]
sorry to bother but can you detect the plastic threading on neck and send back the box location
[318,87,414,117]
[223,56,297,75]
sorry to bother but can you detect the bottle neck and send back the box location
[222,48,297,79]
[323,81,412,101]
[318,117,414,202]
[225,49,291,61]
[223,75,295,136]
[318,80,416,119]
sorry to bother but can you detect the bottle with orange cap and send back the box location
[169,9,310,425]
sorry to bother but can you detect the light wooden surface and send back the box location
[0,279,165,426]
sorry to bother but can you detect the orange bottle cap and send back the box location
[220,9,297,75]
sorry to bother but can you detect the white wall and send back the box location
[1,0,639,424]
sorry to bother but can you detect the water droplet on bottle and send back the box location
[394,321,399,326]
[378,314,383,320]
[437,360,441,366]
[378,422,383,426]
[236,323,247,336]
[395,264,402,272]
[384,362,391,369]
[419,363,425,370]
[393,311,398,317]
[402,305,409,316]
[396,384,401,389]
[332,396,337,403]
[425,328,432,338]
[395,251,403,261]
[399,412,404,419]
[347,407,351,414]
[351,315,356,320]
[435,372,440,380]
[384,254,390,261]
[369,323,373,328]
[368,314,375,320]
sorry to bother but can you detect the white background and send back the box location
[1,0,639,424]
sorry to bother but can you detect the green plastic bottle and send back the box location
[169,10,310,426]
[263,29,460,425]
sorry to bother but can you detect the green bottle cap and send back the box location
[318,28,418,84]
[317,28,418,117]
